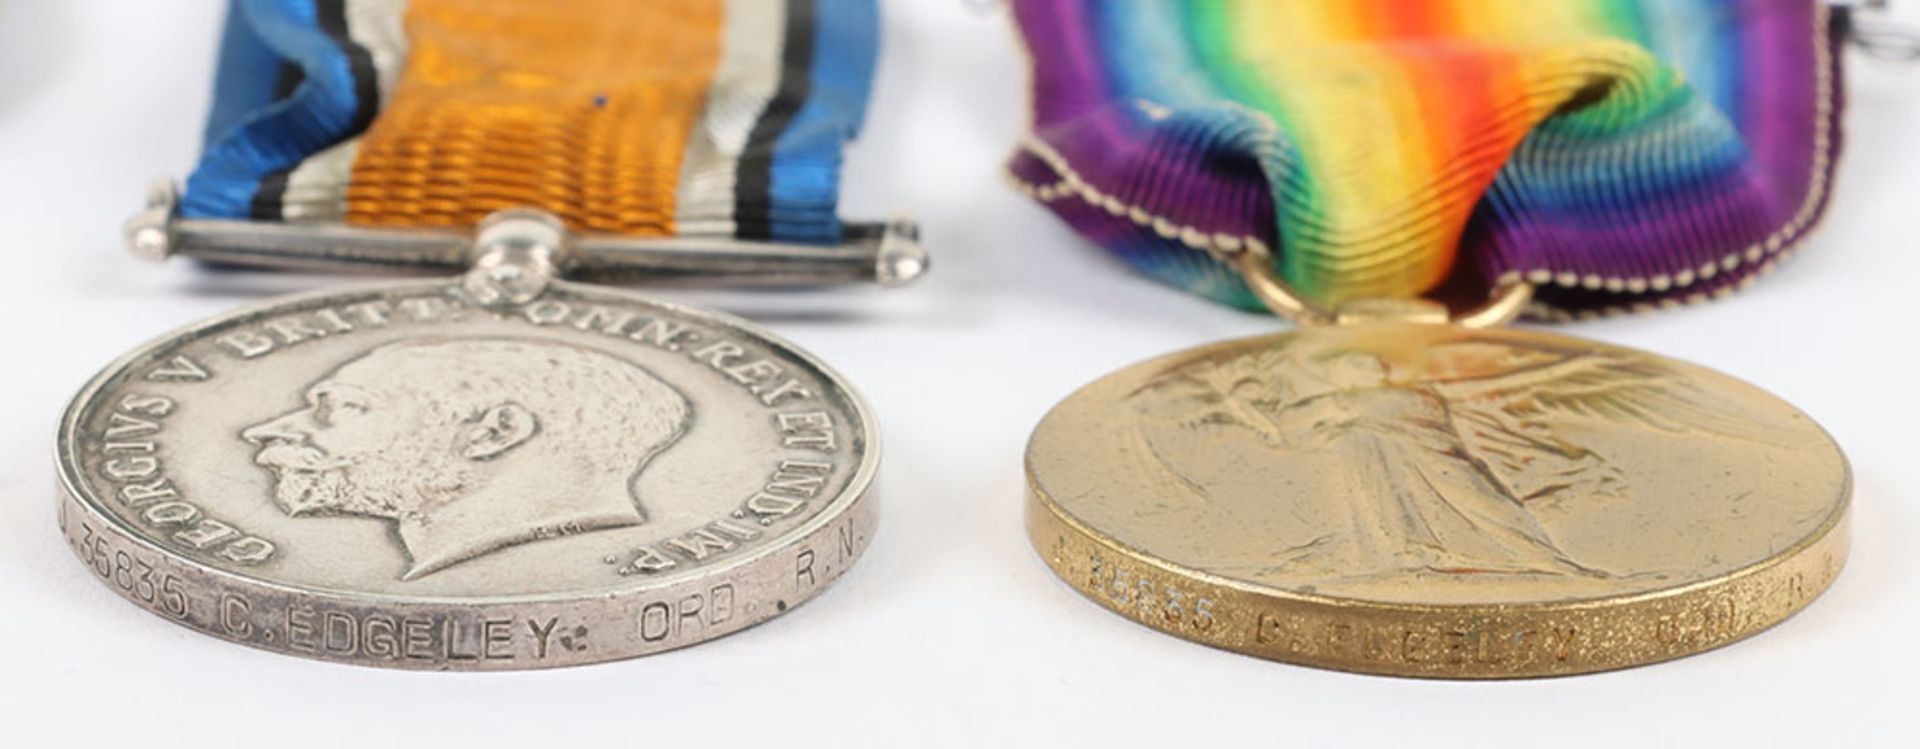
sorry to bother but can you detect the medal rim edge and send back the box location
[1025,486,1849,678]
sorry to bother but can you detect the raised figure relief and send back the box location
[243,338,692,579]
[1130,332,1795,583]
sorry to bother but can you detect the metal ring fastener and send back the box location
[1231,246,1533,329]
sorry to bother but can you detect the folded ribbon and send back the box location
[1009,0,1846,315]
[184,0,878,244]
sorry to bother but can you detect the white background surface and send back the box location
[1,2,1915,746]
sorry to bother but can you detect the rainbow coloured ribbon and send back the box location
[1008,0,1846,315]
[184,0,876,245]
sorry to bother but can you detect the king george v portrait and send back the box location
[241,338,692,580]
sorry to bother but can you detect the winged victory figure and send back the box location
[1127,331,1800,583]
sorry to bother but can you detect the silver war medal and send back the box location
[57,184,924,669]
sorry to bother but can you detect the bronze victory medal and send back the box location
[1027,322,1848,678]
[58,278,877,669]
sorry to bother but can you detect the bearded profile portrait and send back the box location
[241,338,692,580]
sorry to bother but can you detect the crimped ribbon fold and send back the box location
[184,0,878,244]
[1008,0,1846,316]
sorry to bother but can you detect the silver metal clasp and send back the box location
[125,179,928,289]
[463,209,569,306]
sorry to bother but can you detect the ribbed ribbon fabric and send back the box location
[183,0,877,244]
[1008,0,1847,316]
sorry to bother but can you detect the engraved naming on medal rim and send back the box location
[1026,322,1849,678]
[58,278,879,669]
